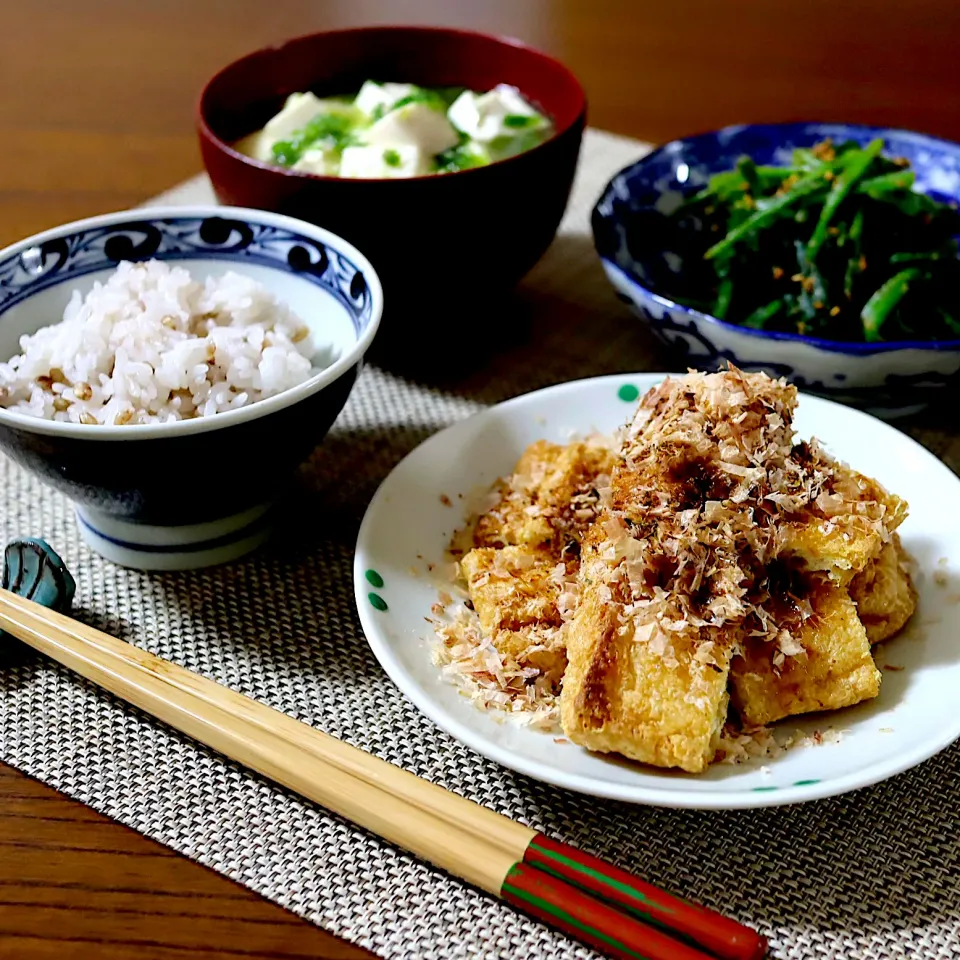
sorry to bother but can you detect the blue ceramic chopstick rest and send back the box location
[2,538,75,613]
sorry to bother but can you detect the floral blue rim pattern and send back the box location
[592,121,960,357]
[602,260,960,403]
[0,216,374,334]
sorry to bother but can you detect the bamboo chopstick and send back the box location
[0,588,767,960]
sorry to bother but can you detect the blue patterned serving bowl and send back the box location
[592,122,960,417]
[0,206,382,570]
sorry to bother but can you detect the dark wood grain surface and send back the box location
[1,1,958,956]
[0,764,373,959]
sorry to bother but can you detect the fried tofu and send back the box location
[460,546,563,633]
[777,452,908,585]
[496,626,567,686]
[453,369,915,774]
[561,369,883,771]
[560,561,732,773]
[779,516,883,586]
[839,467,909,534]
[730,587,880,726]
[463,438,612,688]
[849,534,916,644]
[474,439,615,554]
[460,546,567,681]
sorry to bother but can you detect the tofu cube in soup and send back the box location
[292,146,340,175]
[263,92,330,140]
[354,81,417,118]
[341,144,428,179]
[364,103,460,156]
[448,84,545,142]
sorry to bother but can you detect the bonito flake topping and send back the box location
[430,368,915,773]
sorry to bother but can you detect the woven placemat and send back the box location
[2,129,959,960]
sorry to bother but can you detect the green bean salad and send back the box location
[667,139,960,343]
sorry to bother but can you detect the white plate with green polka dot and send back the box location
[354,373,960,808]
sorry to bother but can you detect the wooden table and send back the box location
[1,1,958,956]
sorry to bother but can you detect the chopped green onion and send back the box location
[391,87,448,113]
[271,141,298,166]
[383,149,401,168]
[270,112,357,167]
[301,113,355,150]
[504,113,537,128]
[434,144,487,173]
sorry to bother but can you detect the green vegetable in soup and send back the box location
[271,112,358,167]
[504,113,538,128]
[392,89,447,113]
[390,85,464,113]
[241,80,553,179]
[434,144,488,173]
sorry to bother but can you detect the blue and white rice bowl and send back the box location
[592,122,960,417]
[0,206,382,570]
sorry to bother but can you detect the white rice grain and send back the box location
[0,260,333,425]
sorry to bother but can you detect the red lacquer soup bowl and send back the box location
[197,26,586,327]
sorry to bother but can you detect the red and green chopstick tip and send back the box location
[519,834,768,960]
[502,863,716,960]
[528,840,675,913]
[503,871,653,960]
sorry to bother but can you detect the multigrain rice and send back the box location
[0,260,332,425]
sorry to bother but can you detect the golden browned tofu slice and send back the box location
[496,626,567,686]
[837,467,910,533]
[460,546,568,682]
[460,546,562,633]
[779,457,908,585]
[560,572,732,773]
[474,439,615,553]
[779,516,883,586]
[849,534,917,644]
[730,587,880,726]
